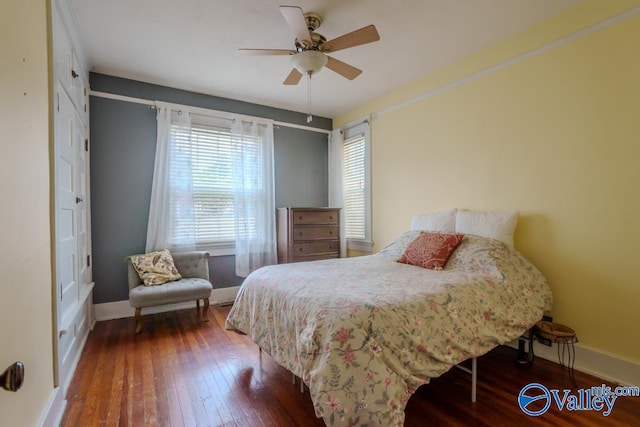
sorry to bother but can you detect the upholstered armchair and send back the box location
[127,251,213,333]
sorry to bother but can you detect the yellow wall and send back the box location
[336,0,640,364]
[0,1,55,425]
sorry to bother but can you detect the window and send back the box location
[343,135,366,240]
[342,121,371,251]
[147,103,276,270]
[169,117,262,252]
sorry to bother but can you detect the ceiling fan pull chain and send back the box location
[307,74,313,123]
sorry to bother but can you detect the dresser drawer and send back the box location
[293,226,338,240]
[293,240,339,256]
[277,207,341,264]
[293,210,339,225]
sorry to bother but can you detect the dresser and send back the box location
[277,207,340,263]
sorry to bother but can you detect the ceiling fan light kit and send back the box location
[240,5,380,122]
[290,50,328,76]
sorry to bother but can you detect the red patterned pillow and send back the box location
[397,232,464,270]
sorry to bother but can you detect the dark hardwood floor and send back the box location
[62,306,639,426]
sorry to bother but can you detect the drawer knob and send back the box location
[299,248,303,252]
[299,216,304,220]
[329,231,333,234]
[329,216,333,220]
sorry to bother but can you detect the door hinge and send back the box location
[87,254,91,267]
[84,139,89,152]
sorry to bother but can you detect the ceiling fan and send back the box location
[239,5,381,85]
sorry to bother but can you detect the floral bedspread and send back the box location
[225,233,552,426]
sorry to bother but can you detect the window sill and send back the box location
[347,239,373,253]
[196,242,235,257]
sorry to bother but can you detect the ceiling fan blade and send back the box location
[239,49,295,55]
[280,6,311,47]
[325,56,362,80]
[324,24,380,53]
[283,68,303,85]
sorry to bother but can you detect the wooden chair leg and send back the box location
[134,308,142,334]
[196,299,201,322]
[202,298,210,322]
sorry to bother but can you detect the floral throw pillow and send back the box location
[131,249,182,286]
[397,232,465,270]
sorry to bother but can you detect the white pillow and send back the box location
[455,210,519,247]
[411,209,457,233]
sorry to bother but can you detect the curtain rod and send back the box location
[340,117,369,133]
[184,112,268,128]
[89,90,331,135]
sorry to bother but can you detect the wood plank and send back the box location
[61,306,640,426]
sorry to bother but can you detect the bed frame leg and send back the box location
[291,373,304,393]
[471,357,477,403]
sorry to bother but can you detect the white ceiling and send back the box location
[73,0,581,119]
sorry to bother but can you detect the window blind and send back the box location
[169,122,261,246]
[343,135,366,240]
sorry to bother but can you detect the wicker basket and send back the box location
[535,321,576,341]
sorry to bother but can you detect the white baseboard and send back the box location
[94,286,240,321]
[61,327,91,395]
[39,329,90,426]
[507,338,640,387]
[38,386,66,427]
[209,286,240,305]
[40,296,94,426]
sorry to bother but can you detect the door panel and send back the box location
[75,111,88,290]
[55,86,78,386]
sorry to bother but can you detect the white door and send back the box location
[75,110,88,290]
[54,84,78,387]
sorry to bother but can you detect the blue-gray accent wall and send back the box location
[90,73,331,304]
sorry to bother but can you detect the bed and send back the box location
[225,227,552,426]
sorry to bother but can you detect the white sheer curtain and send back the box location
[231,119,277,277]
[328,128,347,257]
[146,103,196,253]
